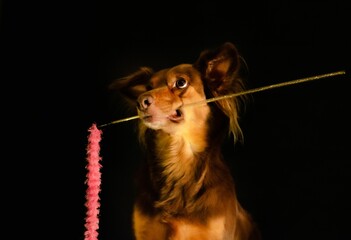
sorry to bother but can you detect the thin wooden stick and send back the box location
[98,70,346,128]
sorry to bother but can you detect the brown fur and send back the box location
[110,42,261,240]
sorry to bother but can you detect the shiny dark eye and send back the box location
[175,77,188,89]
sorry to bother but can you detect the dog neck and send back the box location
[155,131,205,175]
[153,112,211,167]
[142,119,229,217]
[150,131,205,214]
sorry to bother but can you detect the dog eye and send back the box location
[175,78,188,89]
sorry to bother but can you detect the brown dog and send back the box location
[110,42,260,240]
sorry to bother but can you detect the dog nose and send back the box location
[138,95,153,110]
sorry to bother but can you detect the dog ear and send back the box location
[194,42,241,92]
[108,67,153,107]
[194,42,246,142]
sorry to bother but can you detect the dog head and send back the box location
[109,42,246,144]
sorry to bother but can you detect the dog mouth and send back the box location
[168,109,183,122]
[140,108,183,123]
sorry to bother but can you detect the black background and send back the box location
[2,1,350,239]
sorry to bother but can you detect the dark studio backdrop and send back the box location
[2,1,350,239]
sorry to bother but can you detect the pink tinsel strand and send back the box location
[84,123,103,240]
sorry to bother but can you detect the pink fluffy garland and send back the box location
[84,123,103,240]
